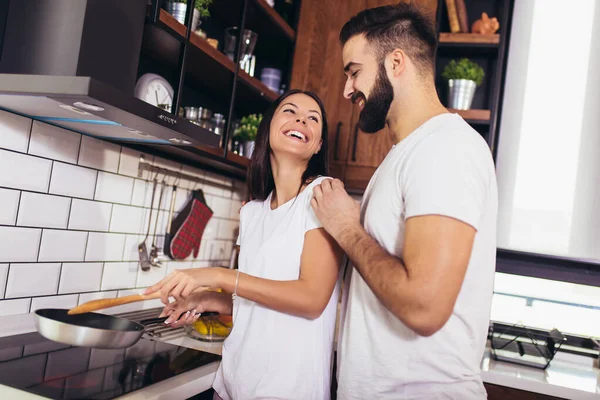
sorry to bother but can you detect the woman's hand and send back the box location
[160,290,233,328]
[144,267,223,305]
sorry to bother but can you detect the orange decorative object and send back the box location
[471,12,500,35]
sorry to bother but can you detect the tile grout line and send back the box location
[56,263,63,296]
[13,191,23,227]
[2,264,11,300]
[35,228,44,263]
[65,198,73,229]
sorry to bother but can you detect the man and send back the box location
[311,3,498,399]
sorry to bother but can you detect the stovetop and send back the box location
[0,309,221,399]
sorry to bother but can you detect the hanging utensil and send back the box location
[164,178,179,259]
[35,308,218,349]
[149,178,167,267]
[139,178,158,271]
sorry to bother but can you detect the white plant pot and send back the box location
[166,2,201,31]
[448,79,477,110]
[243,141,255,159]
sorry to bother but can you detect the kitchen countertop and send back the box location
[0,312,599,399]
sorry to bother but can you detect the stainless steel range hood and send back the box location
[0,74,220,147]
[0,0,220,149]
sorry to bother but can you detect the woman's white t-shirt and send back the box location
[212,176,340,400]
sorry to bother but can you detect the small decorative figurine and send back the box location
[472,12,500,34]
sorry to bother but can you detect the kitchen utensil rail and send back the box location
[138,156,237,191]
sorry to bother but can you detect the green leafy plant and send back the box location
[173,0,213,18]
[234,113,263,142]
[441,58,485,86]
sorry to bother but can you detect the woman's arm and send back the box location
[146,228,343,320]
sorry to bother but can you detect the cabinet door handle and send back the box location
[333,122,342,161]
[351,124,359,162]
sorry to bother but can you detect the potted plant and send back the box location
[165,0,213,31]
[234,113,262,158]
[441,58,484,110]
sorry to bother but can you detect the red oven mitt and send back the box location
[165,189,213,260]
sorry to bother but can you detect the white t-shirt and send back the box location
[336,113,498,400]
[213,176,340,400]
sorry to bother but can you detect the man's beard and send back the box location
[352,63,394,134]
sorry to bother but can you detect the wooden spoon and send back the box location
[67,292,163,315]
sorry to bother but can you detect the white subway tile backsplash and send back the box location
[68,199,112,231]
[174,189,190,211]
[109,205,145,234]
[0,109,31,153]
[85,233,126,262]
[0,111,239,316]
[39,230,87,262]
[209,240,227,262]
[0,227,41,262]
[30,294,79,312]
[229,199,242,221]
[5,263,61,298]
[123,234,147,262]
[203,218,219,239]
[0,264,7,298]
[0,150,52,192]
[0,298,31,316]
[17,192,70,229]
[78,136,121,173]
[218,219,238,240]
[101,262,138,291]
[49,162,97,199]
[118,148,153,179]
[130,179,152,208]
[59,263,103,294]
[29,121,81,164]
[0,189,20,225]
[136,263,166,288]
[94,172,133,204]
[78,291,117,306]
[209,196,231,218]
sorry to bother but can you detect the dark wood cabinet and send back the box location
[484,383,565,400]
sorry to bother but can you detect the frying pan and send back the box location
[34,308,217,349]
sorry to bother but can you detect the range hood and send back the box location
[0,74,220,147]
[0,0,220,149]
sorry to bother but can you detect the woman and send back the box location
[145,90,343,400]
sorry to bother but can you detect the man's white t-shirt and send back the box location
[336,113,498,399]
[213,176,340,400]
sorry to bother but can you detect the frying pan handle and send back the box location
[140,317,169,326]
[140,312,219,326]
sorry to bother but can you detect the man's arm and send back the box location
[328,200,475,336]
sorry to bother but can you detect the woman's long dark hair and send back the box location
[247,89,329,201]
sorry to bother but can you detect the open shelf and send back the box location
[253,0,295,41]
[144,10,279,107]
[227,151,251,168]
[210,0,295,43]
[439,33,500,45]
[450,108,491,123]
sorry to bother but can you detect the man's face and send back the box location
[342,35,394,134]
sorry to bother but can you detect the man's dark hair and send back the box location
[339,2,437,74]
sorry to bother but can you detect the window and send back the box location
[493,0,600,338]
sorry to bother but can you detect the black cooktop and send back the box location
[0,331,221,399]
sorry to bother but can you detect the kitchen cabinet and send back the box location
[484,383,564,400]
[290,0,437,192]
